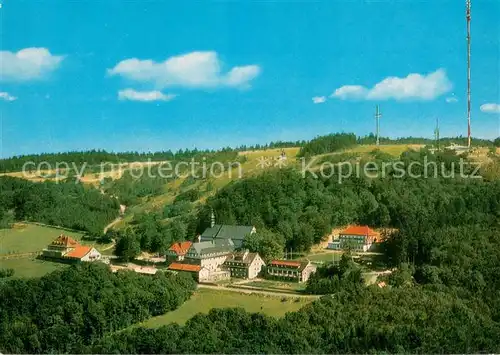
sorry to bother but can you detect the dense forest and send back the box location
[196,149,499,253]
[0,263,196,354]
[0,176,119,234]
[108,147,498,260]
[88,285,500,354]
[86,163,500,353]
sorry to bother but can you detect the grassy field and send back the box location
[303,252,342,264]
[0,223,112,279]
[240,280,306,292]
[0,257,67,278]
[0,223,86,255]
[346,144,424,156]
[139,288,311,327]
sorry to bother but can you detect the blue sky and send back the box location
[1,0,499,157]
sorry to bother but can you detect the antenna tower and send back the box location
[375,105,382,146]
[434,117,440,151]
[466,0,471,148]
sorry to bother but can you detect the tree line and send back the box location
[0,141,301,173]
[0,263,196,354]
[3,135,496,173]
[0,176,119,234]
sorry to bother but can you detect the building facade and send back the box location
[266,260,317,283]
[328,225,378,252]
[184,239,235,271]
[166,240,266,282]
[42,235,101,262]
[224,250,265,279]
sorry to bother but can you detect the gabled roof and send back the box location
[65,246,92,259]
[224,252,260,266]
[201,225,222,239]
[201,224,254,241]
[188,239,234,257]
[269,260,311,271]
[269,260,302,268]
[169,241,193,256]
[340,225,378,237]
[168,263,201,272]
[51,234,80,248]
[216,225,254,241]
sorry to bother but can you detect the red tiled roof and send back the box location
[269,260,302,268]
[65,246,92,259]
[168,241,193,256]
[340,225,378,237]
[51,234,80,248]
[168,263,201,272]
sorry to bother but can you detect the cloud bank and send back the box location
[118,89,177,102]
[312,96,326,104]
[480,103,500,113]
[108,51,261,89]
[331,69,452,101]
[0,92,17,101]
[0,48,64,81]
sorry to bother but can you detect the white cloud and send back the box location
[0,92,17,101]
[118,89,177,102]
[312,96,326,104]
[330,69,452,101]
[108,51,261,89]
[0,48,64,81]
[331,85,368,100]
[480,103,500,113]
[446,96,458,103]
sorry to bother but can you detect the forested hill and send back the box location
[0,176,119,234]
[2,135,497,173]
[197,162,500,252]
[0,140,301,173]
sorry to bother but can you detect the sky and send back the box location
[1,0,499,158]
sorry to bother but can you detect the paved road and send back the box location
[197,284,321,299]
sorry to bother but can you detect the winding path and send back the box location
[103,216,122,234]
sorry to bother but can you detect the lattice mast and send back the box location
[466,0,472,148]
[375,105,382,146]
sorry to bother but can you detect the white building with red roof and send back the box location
[166,241,193,261]
[328,225,379,252]
[266,259,316,283]
[42,234,101,262]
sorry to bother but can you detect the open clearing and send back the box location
[346,144,424,156]
[0,223,113,279]
[0,257,67,278]
[139,288,311,327]
[0,223,86,255]
[239,279,306,292]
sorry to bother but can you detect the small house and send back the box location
[224,250,265,279]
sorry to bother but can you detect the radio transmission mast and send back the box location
[434,117,440,151]
[466,0,472,148]
[375,105,382,146]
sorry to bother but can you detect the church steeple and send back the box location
[210,210,215,228]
